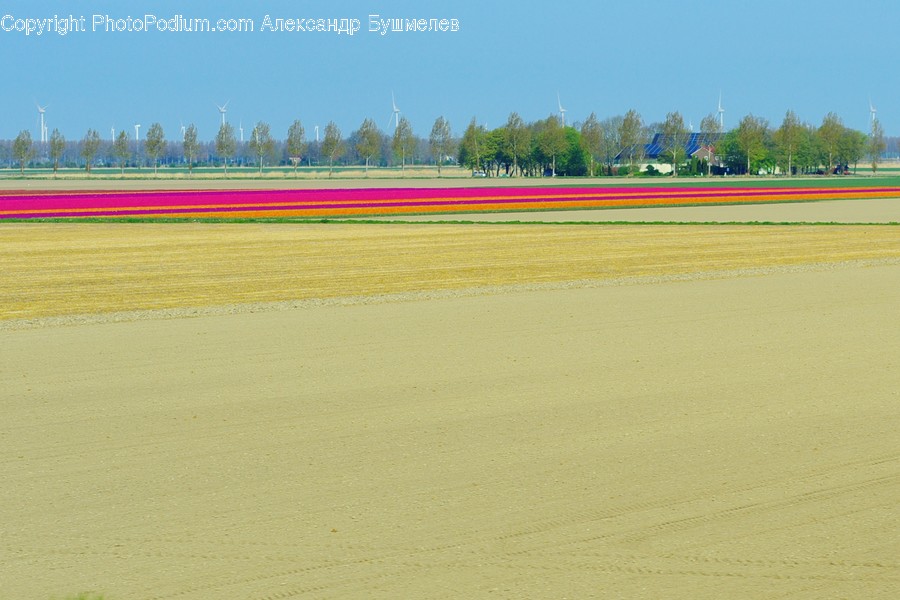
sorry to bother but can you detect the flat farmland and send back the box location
[2,222,899,599]
[2,223,900,323]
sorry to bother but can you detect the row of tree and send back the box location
[3,109,892,176]
[459,109,889,177]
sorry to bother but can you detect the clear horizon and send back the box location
[2,0,897,142]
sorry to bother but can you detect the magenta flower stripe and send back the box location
[1,186,898,219]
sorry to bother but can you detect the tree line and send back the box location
[1,109,893,176]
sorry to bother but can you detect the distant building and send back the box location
[616,132,724,172]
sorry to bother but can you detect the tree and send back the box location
[818,112,843,175]
[391,116,416,172]
[580,113,602,177]
[838,128,867,174]
[660,111,688,175]
[773,110,802,176]
[536,115,567,176]
[699,113,722,175]
[429,116,452,176]
[12,130,34,175]
[80,129,101,174]
[48,128,65,176]
[355,118,381,176]
[504,112,529,177]
[598,116,623,176]
[286,120,306,176]
[794,124,820,175]
[869,118,886,175]
[459,117,486,172]
[113,131,130,174]
[248,121,276,174]
[320,121,344,176]
[699,113,722,137]
[618,109,645,174]
[557,127,589,176]
[144,122,165,175]
[215,122,237,175]
[183,124,200,176]
[735,114,770,175]
[481,128,507,176]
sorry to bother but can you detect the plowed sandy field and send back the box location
[2,223,899,599]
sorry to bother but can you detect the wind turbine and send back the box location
[869,98,877,125]
[111,127,115,142]
[180,121,186,140]
[216,101,229,126]
[557,93,567,127]
[717,92,725,131]
[389,91,401,131]
[315,125,319,143]
[134,123,141,142]
[36,103,48,143]
[239,120,244,143]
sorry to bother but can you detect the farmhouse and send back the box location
[617,132,724,174]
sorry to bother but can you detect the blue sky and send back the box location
[1,0,897,141]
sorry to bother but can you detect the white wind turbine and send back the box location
[389,91,401,131]
[134,123,141,142]
[869,98,877,125]
[36,103,48,143]
[315,125,319,143]
[717,92,725,131]
[239,120,244,143]
[557,92,567,127]
[216,101,229,126]
[111,127,115,142]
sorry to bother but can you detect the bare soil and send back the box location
[1,224,898,599]
[366,198,900,224]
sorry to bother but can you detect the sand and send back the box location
[1,222,898,599]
